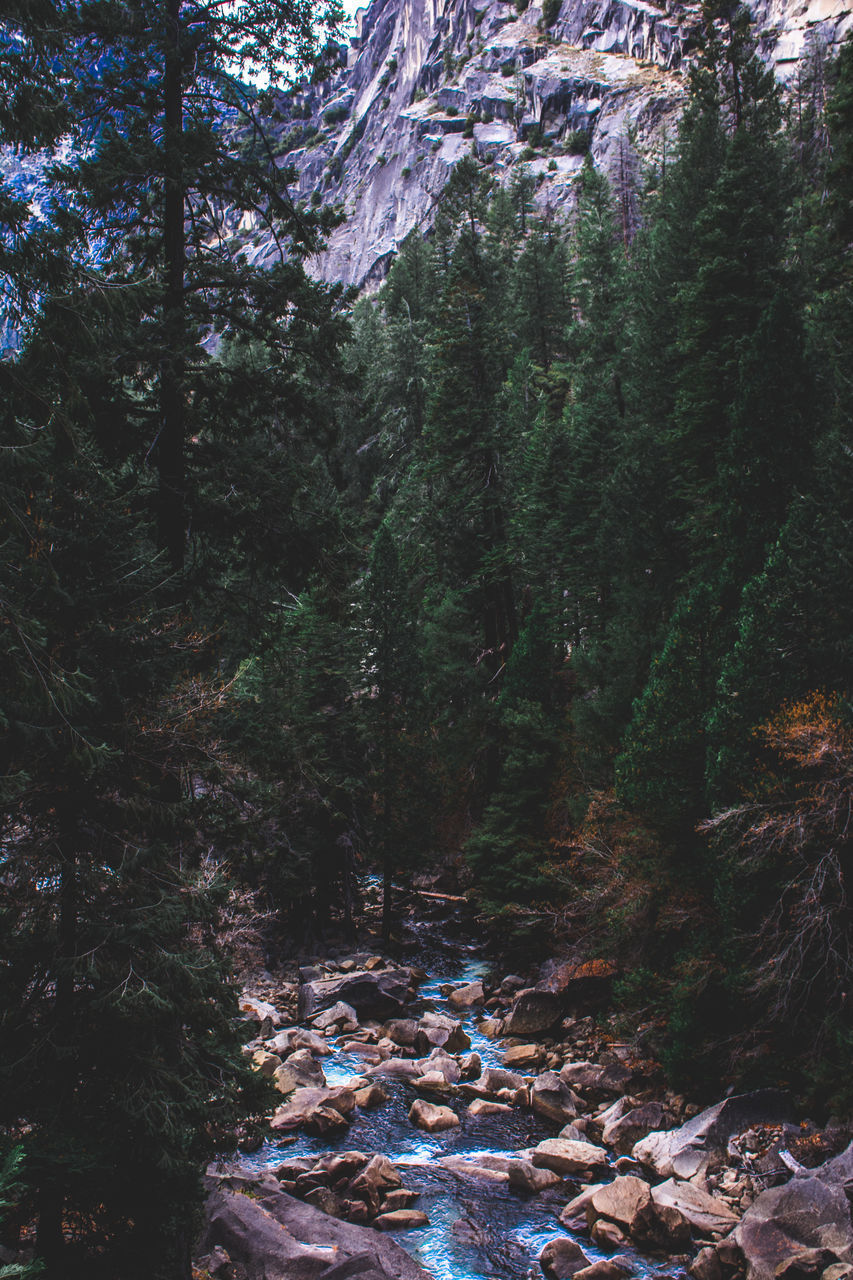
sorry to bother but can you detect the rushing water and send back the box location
[242,903,684,1280]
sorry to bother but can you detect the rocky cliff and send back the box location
[242,0,852,288]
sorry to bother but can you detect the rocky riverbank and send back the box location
[196,904,853,1280]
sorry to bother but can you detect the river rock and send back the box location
[201,1173,432,1280]
[503,1043,544,1070]
[253,1050,283,1076]
[354,1082,388,1109]
[374,1210,429,1231]
[589,1177,655,1236]
[272,1028,333,1057]
[273,1049,327,1093]
[271,1086,356,1132]
[471,1066,525,1095]
[652,1178,740,1238]
[415,1011,471,1054]
[421,1047,461,1083]
[689,1245,724,1280]
[507,1159,562,1192]
[732,1173,853,1280]
[531,1138,609,1178]
[468,1098,513,1117]
[408,1099,460,1132]
[459,1052,482,1080]
[560,1061,632,1101]
[348,1155,402,1214]
[504,990,563,1036]
[815,1142,853,1197]
[602,1102,672,1154]
[309,1002,359,1033]
[300,968,415,1021]
[366,1058,424,1081]
[383,1018,419,1047]
[477,1017,504,1038]
[448,980,485,1009]
[560,1184,609,1230]
[540,1237,592,1279]
[531,1072,580,1126]
[239,995,283,1027]
[633,1090,793,1180]
[592,1219,630,1251]
[574,1262,634,1280]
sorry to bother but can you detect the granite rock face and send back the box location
[242,0,852,288]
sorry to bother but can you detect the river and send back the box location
[241,897,684,1280]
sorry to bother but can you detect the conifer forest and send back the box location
[2,1,853,1277]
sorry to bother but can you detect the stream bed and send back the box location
[241,907,685,1280]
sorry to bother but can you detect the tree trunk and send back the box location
[159,0,186,570]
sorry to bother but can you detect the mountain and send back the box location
[244,0,852,288]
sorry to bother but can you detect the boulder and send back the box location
[447,980,485,1009]
[373,1210,429,1231]
[559,1184,609,1230]
[239,995,282,1027]
[633,1090,793,1180]
[463,1067,525,1100]
[559,1061,632,1100]
[271,1028,332,1057]
[531,1072,580,1126]
[408,1099,460,1132]
[420,1047,461,1084]
[270,1086,356,1132]
[365,1059,424,1082]
[504,990,563,1036]
[200,1174,432,1280]
[273,1049,327,1093]
[733,1174,853,1280]
[477,1017,504,1038]
[589,1175,691,1252]
[589,1177,655,1236]
[459,1052,482,1080]
[503,1043,544,1070]
[354,1083,388,1110]
[383,1019,419,1048]
[531,1139,609,1178]
[573,1259,634,1280]
[592,1220,630,1251]
[603,1102,671,1154]
[349,1156,402,1214]
[468,1098,513,1117]
[540,1237,592,1279]
[310,1002,360,1033]
[507,1160,562,1193]
[652,1178,741,1238]
[300,969,415,1021]
[253,1050,283,1077]
[437,1154,512,1183]
[689,1246,724,1280]
[415,1012,471,1055]
[539,959,616,1011]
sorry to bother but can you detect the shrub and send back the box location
[542,0,561,26]
[566,128,591,154]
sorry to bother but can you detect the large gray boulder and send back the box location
[300,968,416,1020]
[651,1178,740,1238]
[531,1072,580,1126]
[733,1175,853,1280]
[200,1173,432,1280]
[633,1090,793,1179]
[503,989,563,1036]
